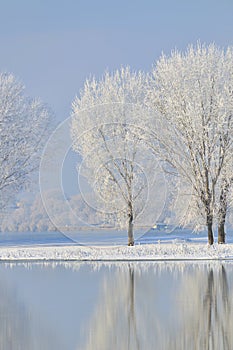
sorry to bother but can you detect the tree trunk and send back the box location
[218,222,226,244]
[206,207,214,245]
[218,181,228,244]
[128,214,134,246]
[207,222,214,245]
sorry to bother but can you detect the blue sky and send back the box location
[0,0,233,121]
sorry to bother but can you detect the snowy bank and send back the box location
[0,243,233,261]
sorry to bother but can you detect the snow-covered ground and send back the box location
[0,242,233,261]
[0,229,233,261]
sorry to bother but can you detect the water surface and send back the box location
[0,261,233,349]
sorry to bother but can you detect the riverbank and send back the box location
[0,242,233,261]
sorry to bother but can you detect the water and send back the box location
[0,229,145,246]
[1,228,233,246]
[0,231,74,246]
[0,228,230,247]
[1,261,233,349]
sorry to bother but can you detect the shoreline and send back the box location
[0,242,233,261]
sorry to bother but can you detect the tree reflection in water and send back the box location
[0,271,62,350]
[82,262,233,350]
[176,264,233,350]
[82,264,144,350]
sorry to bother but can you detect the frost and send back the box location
[0,73,52,210]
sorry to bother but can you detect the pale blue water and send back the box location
[0,227,233,246]
[0,261,233,350]
[0,231,74,246]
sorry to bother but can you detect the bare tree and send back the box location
[146,43,233,244]
[0,73,52,211]
[71,67,158,245]
[216,152,233,243]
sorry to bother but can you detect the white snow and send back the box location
[0,242,233,261]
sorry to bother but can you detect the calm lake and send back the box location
[1,261,233,350]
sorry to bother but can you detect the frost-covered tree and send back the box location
[0,73,52,210]
[216,151,233,243]
[0,190,101,232]
[71,68,159,246]
[147,43,233,244]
